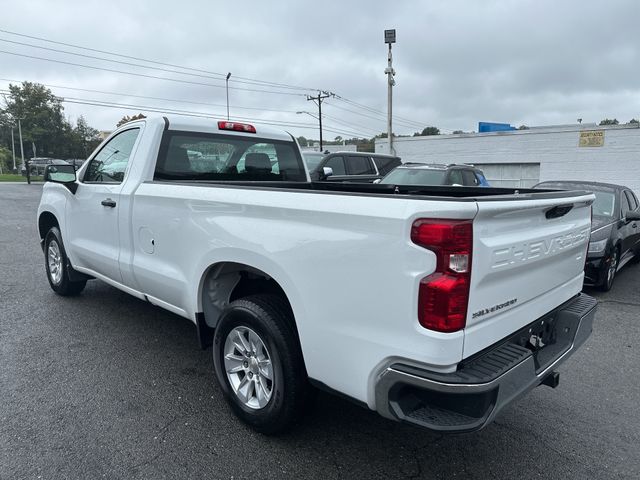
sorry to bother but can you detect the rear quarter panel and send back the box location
[130,183,478,406]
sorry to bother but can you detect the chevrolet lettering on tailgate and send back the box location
[491,227,590,269]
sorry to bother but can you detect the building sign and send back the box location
[579,130,605,147]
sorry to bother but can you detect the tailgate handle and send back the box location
[545,204,573,219]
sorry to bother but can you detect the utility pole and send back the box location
[18,119,25,169]
[384,29,396,155]
[306,91,331,151]
[226,72,231,120]
[18,119,29,184]
[11,127,16,172]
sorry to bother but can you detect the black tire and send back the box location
[44,227,87,296]
[212,294,311,434]
[599,248,619,292]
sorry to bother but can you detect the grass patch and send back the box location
[0,174,44,182]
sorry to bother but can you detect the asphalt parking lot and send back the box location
[1,184,639,480]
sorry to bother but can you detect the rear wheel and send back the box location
[600,248,619,292]
[212,294,311,434]
[44,227,87,296]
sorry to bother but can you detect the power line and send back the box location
[0,28,321,92]
[0,77,301,113]
[323,101,401,129]
[0,89,373,138]
[0,28,434,129]
[0,77,379,137]
[0,37,315,93]
[0,50,307,97]
[333,94,425,128]
[318,112,378,136]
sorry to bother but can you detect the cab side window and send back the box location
[625,190,638,211]
[84,128,140,183]
[448,169,463,185]
[621,192,632,217]
[347,156,375,175]
[324,156,346,176]
[462,170,479,186]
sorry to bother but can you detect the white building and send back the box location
[376,123,640,195]
[301,144,357,153]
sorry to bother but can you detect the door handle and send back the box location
[101,198,116,208]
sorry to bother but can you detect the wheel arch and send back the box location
[38,211,60,244]
[195,255,304,337]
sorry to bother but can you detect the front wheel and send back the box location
[600,248,619,292]
[212,294,311,434]
[44,227,87,296]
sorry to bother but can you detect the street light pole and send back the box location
[384,29,396,156]
[226,72,231,120]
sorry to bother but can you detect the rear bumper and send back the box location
[374,293,597,433]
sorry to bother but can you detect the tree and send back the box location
[73,115,101,157]
[0,145,12,173]
[599,118,619,125]
[452,130,465,134]
[414,126,440,136]
[296,136,308,147]
[517,125,530,130]
[334,136,343,143]
[0,82,102,160]
[2,82,68,158]
[629,119,639,124]
[116,113,146,127]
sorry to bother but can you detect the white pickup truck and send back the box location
[37,116,597,434]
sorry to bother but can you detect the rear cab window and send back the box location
[154,132,307,182]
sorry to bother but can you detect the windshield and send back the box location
[302,153,324,171]
[381,168,447,185]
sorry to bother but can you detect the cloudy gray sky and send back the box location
[1,0,639,139]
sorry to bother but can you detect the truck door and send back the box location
[65,128,141,283]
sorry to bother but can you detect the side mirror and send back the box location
[373,179,381,184]
[625,210,640,221]
[45,164,77,193]
[320,166,333,180]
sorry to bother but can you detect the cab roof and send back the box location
[158,115,295,142]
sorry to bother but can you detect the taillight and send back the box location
[411,219,473,333]
[217,121,257,133]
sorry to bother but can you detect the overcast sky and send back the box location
[1,0,639,139]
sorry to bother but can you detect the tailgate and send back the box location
[464,192,594,358]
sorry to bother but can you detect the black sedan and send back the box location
[534,181,640,291]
